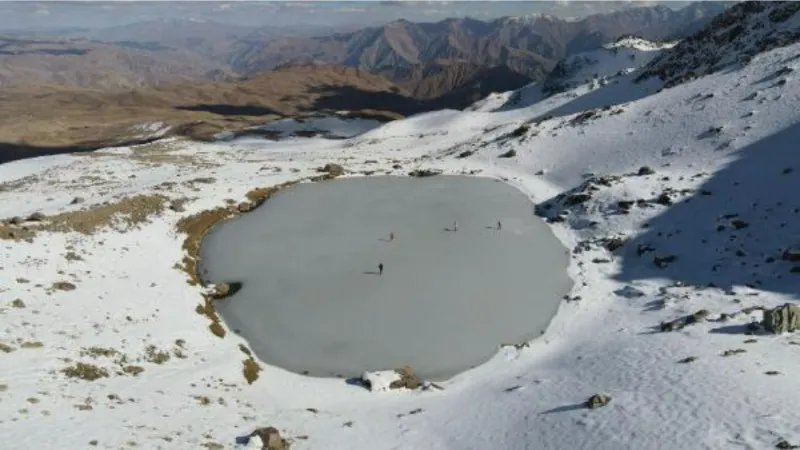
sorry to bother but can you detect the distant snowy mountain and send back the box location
[637,1,800,88]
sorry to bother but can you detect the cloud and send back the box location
[214,3,232,11]
[378,1,408,7]
[34,5,49,15]
[336,7,367,14]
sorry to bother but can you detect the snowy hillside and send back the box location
[1,3,800,449]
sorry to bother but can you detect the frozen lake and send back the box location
[199,176,572,380]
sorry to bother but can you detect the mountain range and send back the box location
[0,2,731,92]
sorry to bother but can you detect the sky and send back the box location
[0,1,696,31]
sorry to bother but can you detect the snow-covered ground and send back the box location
[1,5,800,449]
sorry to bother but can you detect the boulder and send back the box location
[586,393,611,409]
[389,366,422,390]
[637,166,655,176]
[782,249,800,262]
[762,303,800,333]
[249,427,289,450]
[498,149,517,158]
[26,212,46,222]
[318,163,345,177]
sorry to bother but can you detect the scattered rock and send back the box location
[168,200,186,212]
[408,168,443,178]
[660,309,711,332]
[8,216,22,225]
[721,348,747,357]
[62,363,109,381]
[26,212,46,222]
[11,299,25,308]
[586,393,611,409]
[70,197,85,205]
[498,149,517,158]
[765,370,781,376]
[762,303,800,333]
[678,356,698,364]
[614,286,645,298]
[52,281,77,291]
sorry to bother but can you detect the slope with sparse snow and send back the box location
[1,3,800,450]
[542,35,676,96]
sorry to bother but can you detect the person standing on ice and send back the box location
[497,220,502,230]
[453,220,458,232]
[378,262,384,275]
[389,232,395,242]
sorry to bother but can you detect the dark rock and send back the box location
[731,219,749,230]
[408,169,443,178]
[457,150,474,159]
[26,212,46,222]
[617,200,634,211]
[762,303,800,333]
[637,166,655,176]
[318,163,345,177]
[564,194,591,206]
[660,309,710,332]
[654,255,678,268]
[70,196,85,205]
[586,393,611,409]
[169,200,186,212]
[498,149,517,158]
[782,249,800,262]
[604,237,626,252]
[655,193,673,206]
[8,216,22,225]
[511,124,530,137]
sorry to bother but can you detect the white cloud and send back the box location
[34,5,49,15]
[214,3,232,11]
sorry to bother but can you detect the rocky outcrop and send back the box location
[762,303,800,333]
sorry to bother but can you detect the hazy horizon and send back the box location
[1,1,696,32]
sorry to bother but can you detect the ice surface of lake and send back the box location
[200,176,571,380]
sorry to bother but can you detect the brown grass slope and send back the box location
[0,64,420,163]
